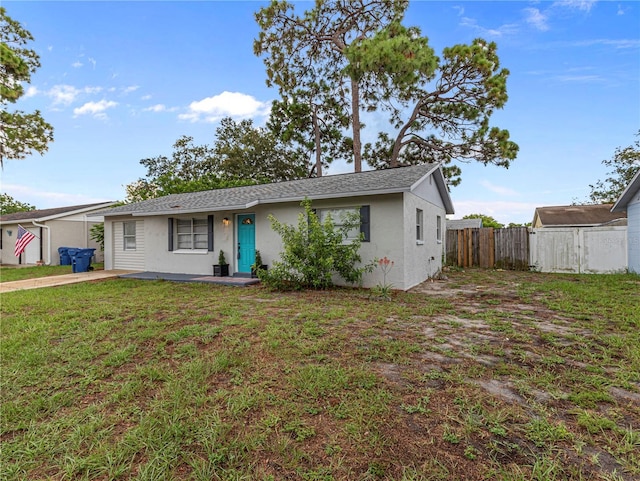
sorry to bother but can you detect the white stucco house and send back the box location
[0,202,116,266]
[612,169,640,274]
[96,164,455,290]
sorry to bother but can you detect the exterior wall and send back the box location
[530,226,627,274]
[627,199,640,274]
[0,223,40,265]
[104,195,410,288]
[48,218,105,264]
[0,216,105,266]
[113,220,145,270]
[103,188,448,290]
[402,192,446,290]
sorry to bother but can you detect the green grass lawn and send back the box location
[1,270,638,480]
[0,263,104,282]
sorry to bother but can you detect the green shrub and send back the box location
[259,199,374,290]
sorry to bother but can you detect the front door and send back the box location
[237,214,255,273]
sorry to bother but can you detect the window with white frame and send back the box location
[318,207,361,241]
[123,221,136,250]
[436,215,442,243]
[416,209,424,242]
[177,218,208,250]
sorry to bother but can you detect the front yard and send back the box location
[1,269,638,480]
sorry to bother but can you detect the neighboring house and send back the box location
[529,203,627,274]
[446,218,482,230]
[96,164,455,290]
[532,204,626,228]
[0,202,116,266]
[611,169,640,274]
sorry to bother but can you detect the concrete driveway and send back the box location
[0,270,136,293]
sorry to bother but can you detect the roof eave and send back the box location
[1,202,117,224]
[612,169,640,212]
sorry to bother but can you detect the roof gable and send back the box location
[0,202,117,224]
[99,165,455,217]
[612,169,640,212]
[533,204,626,227]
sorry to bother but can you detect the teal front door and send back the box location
[237,214,256,273]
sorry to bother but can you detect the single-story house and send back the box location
[96,164,455,290]
[611,170,640,274]
[532,204,626,228]
[0,202,116,266]
[446,218,482,230]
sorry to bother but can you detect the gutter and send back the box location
[31,220,51,265]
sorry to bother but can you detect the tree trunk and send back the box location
[313,105,322,177]
[351,77,362,172]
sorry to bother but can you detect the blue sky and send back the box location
[2,0,639,224]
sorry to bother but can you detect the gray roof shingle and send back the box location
[98,164,451,217]
[0,202,116,223]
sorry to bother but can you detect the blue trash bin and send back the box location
[71,248,95,273]
[58,247,73,265]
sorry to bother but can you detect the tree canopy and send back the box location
[125,117,308,203]
[462,213,504,229]
[588,132,640,204]
[254,1,518,185]
[255,0,412,173]
[0,7,54,167]
[0,192,35,214]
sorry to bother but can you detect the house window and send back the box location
[437,215,442,243]
[177,218,208,250]
[318,207,362,241]
[416,209,424,243]
[123,221,136,250]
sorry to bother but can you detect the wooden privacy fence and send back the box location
[446,227,530,270]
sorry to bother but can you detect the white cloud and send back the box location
[122,85,140,95]
[73,100,118,118]
[25,86,39,98]
[45,85,103,106]
[141,94,152,100]
[479,180,519,196]
[49,85,81,105]
[88,57,96,69]
[523,7,550,31]
[72,61,83,68]
[179,91,271,123]
[144,104,168,112]
[459,17,518,37]
[553,0,597,12]
[556,74,603,83]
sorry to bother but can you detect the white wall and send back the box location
[113,220,145,270]
[103,189,448,289]
[530,227,627,274]
[403,192,446,290]
[627,200,640,274]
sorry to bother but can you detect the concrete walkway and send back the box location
[0,270,136,293]
[0,270,260,293]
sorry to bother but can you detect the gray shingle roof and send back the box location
[98,164,452,217]
[0,202,116,223]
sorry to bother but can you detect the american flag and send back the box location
[14,225,37,257]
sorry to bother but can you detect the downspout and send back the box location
[31,220,51,265]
